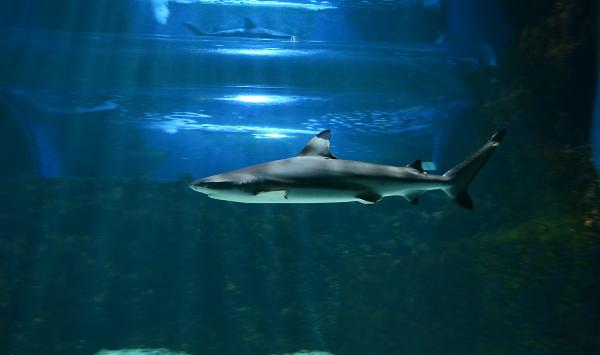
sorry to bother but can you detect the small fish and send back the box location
[190,129,506,209]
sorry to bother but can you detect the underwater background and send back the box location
[0,0,599,354]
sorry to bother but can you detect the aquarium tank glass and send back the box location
[0,1,599,354]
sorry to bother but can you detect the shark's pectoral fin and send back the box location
[356,192,382,204]
[298,129,337,159]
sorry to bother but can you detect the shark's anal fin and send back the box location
[409,196,420,205]
[298,129,337,159]
[356,192,382,204]
[404,191,423,205]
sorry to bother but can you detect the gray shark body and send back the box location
[190,129,506,209]
[184,19,293,40]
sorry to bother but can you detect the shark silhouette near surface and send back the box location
[183,18,294,40]
[190,129,506,209]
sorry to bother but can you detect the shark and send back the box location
[190,129,506,209]
[183,18,294,41]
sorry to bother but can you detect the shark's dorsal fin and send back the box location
[244,18,257,30]
[298,130,337,159]
[407,159,426,174]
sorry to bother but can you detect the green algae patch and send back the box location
[429,215,600,354]
[329,212,600,355]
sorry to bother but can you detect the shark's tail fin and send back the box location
[183,22,206,36]
[442,129,506,210]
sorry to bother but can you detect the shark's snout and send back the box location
[189,179,210,193]
[189,178,235,194]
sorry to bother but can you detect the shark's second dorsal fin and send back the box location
[407,159,425,174]
[298,130,337,159]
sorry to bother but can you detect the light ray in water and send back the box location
[253,133,290,139]
[150,116,314,137]
[151,0,335,24]
[209,47,322,57]
[218,94,299,104]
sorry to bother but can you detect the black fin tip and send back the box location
[491,129,506,144]
[317,129,331,140]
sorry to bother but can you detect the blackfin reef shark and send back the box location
[183,18,294,41]
[190,129,506,209]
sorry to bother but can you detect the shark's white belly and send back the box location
[208,187,370,204]
[204,184,439,204]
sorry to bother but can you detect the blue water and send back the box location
[1,1,599,355]
[1,29,475,180]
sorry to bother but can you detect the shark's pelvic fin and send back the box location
[297,129,337,159]
[442,129,506,210]
[356,192,382,204]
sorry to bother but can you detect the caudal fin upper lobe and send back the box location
[442,129,506,210]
